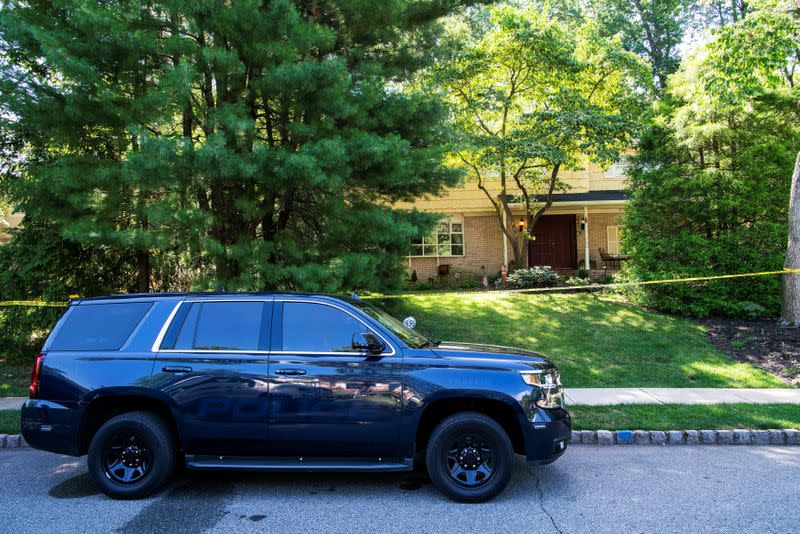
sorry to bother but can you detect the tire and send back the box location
[425,411,514,503]
[88,411,176,499]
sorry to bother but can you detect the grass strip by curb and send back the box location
[0,410,20,435]
[570,403,800,431]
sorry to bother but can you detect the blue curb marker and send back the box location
[616,430,634,444]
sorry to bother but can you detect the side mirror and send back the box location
[402,316,417,329]
[352,333,386,355]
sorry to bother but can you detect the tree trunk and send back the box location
[136,251,150,293]
[781,151,800,326]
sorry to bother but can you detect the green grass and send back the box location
[571,404,800,430]
[0,410,20,434]
[0,363,30,397]
[373,292,787,388]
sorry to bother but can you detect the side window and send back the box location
[168,301,265,351]
[281,302,367,353]
[52,302,152,351]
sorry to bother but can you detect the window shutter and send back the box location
[607,226,620,255]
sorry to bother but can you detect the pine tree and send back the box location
[0,0,468,294]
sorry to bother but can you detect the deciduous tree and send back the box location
[439,4,647,269]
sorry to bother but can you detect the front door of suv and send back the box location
[267,299,404,458]
[152,298,272,456]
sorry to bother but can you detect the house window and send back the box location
[607,225,625,255]
[411,216,464,257]
[604,155,630,178]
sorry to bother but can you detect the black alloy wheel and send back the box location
[445,433,497,488]
[102,430,154,485]
[426,411,513,503]
[88,411,175,499]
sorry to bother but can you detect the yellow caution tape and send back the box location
[0,269,798,306]
[0,300,69,308]
[363,268,800,299]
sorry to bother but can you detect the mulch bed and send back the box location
[701,318,800,385]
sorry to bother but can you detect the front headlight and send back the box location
[520,369,564,409]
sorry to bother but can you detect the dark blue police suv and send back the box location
[22,293,570,502]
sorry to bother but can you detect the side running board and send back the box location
[185,455,414,472]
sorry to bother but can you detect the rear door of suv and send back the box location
[152,297,272,456]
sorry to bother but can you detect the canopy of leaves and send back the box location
[0,0,472,295]
[622,0,799,317]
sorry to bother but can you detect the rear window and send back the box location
[51,302,153,351]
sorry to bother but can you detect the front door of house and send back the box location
[529,214,577,269]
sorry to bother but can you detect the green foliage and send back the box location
[736,301,770,320]
[437,3,650,266]
[576,266,590,279]
[458,277,482,289]
[622,1,798,317]
[507,266,560,288]
[592,0,691,90]
[566,276,591,286]
[0,0,469,295]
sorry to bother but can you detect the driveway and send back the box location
[0,446,797,533]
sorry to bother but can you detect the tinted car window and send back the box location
[51,302,152,351]
[171,303,201,350]
[192,301,263,351]
[282,302,367,353]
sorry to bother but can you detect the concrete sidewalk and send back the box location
[0,397,25,410]
[1,388,799,410]
[565,388,800,406]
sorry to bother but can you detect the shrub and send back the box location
[0,307,61,365]
[735,301,770,320]
[566,276,592,287]
[458,277,482,289]
[507,267,560,289]
[575,267,590,279]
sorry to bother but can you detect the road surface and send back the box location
[0,446,797,533]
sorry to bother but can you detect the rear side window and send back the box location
[51,302,152,351]
[166,301,267,351]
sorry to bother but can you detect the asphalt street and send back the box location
[1,446,798,534]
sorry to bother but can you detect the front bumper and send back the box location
[21,399,82,456]
[524,407,571,467]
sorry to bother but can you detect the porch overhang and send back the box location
[503,189,629,208]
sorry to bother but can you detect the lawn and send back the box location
[0,363,30,397]
[372,292,787,389]
[571,404,800,430]
[1,405,797,435]
[0,410,20,434]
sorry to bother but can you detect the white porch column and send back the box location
[502,209,509,267]
[583,206,590,270]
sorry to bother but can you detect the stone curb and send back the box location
[3,430,800,449]
[570,429,800,446]
[0,434,28,448]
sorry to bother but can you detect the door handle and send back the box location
[162,366,192,373]
[274,368,306,376]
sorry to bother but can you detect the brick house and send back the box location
[397,158,630,282]
[0,211,22,244]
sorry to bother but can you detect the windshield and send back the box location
[351,300,430,349]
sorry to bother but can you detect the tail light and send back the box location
[30,353,45,398]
